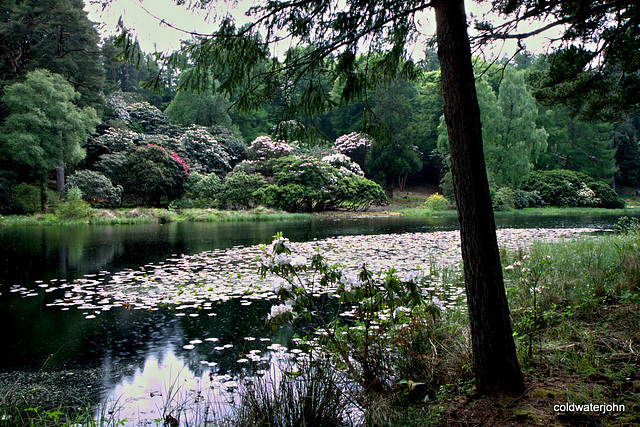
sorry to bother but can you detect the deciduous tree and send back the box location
[0,69,99,210]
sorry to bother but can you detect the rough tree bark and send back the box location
[433,0,525,394]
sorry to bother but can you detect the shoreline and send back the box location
[1,205,639,227]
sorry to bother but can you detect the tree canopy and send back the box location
[0,69,99,208]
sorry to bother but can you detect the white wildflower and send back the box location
[267,302,294,321]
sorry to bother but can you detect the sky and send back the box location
[83,0,564,60]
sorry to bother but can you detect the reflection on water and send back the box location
[100,348,234,425]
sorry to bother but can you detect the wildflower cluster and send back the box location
[334,132,373,153]
[248,135,294,159]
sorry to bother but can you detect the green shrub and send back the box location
[65,170,122,207]
[121,144,190,206]
[177,172,223,208]
[522,169,623,208]
[217,171,268,208]
[93,152,127,182]
[0,170,23,214]
[590,181,625,208]
[492,187,515,211]
[512,189,545,209]
[254,156,386,212]
[425,193,449,211]
[15,182,41,213]
[56,186,92,219]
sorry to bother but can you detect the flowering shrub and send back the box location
[334,132,373,153]
[334,132,373,170]
[321,153,365,176]
[65,170,123,207]
[127,101,179,136]
[259,232,442,393]
[180,125,232,175]
[247,135,294,160]
[121,144,190,206]
[522,169,623,208]
[425,192,449,211]
[89,127,138,153]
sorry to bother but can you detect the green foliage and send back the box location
[0,0,105,108]
[612,112,640,187]
[14,183,41,214]
[436,68,547,189]
[120,144,190,206]
[614,216,640,234]
[512,189,545,210]
[0,69,99,190]
[368,80,422,194]
[176,172,223,208]
[0,170,22,214]
[235,357,348,427]
[256,156,387,212]
[93,153,128,184]
[165,81,237,130]
[535,107,616,180]
[217,171,268,209]
[522,169,624,209]
[492,187,515,211]
[488,1,640,119]
[55,186,92,219]
[425,193,449,211]
[64,170,122,207]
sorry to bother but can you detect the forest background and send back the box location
[0,0,639,216]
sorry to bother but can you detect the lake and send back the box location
[0,212,633,424]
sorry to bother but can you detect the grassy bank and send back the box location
[399,205,640,217]
[2,203,640,227]
[0,207,310,226]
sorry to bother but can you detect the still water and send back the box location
[0,212,633,422]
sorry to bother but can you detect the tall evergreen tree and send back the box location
[0,0,104,108]
[536,107,616,181]
[368,79,422,196]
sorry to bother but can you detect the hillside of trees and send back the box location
[1,0,638,215]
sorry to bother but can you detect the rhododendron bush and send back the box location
[247,135,294,159]
[220,155,386,212]
[120,144,190,206]
[334,132,372,170]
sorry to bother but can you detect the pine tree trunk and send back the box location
[434,0,525,394]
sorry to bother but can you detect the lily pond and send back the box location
[0,213,633,424]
